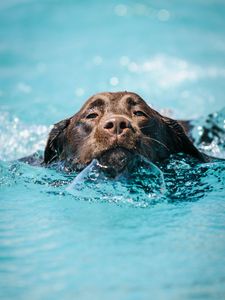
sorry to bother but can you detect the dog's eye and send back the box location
[86,113,98,119]
[133,111,147,117]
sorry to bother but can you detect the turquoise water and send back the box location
[1,1,225,299]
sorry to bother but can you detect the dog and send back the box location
[43,91,209,176]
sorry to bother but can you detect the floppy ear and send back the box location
[44,118,71,164]
[163,116,208,162]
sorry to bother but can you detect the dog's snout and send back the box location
[103,116,131,135]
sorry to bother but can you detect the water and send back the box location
[0,1,225,299]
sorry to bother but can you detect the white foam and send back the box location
[122,54,225,88]
[0,111,50,161]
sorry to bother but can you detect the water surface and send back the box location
[0,1,225,299]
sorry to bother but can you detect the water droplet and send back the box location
[114,4,128,16]
[134,4,147,15]
[128,62,139,72]
[158,9,170,22]
[110,77,119,86]
[93,56,103,65]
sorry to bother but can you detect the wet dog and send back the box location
[43,91,208,175]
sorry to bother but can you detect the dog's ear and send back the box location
[163,116,208,162]
[44,118,71,164]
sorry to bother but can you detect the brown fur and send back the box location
[44,92,207,172]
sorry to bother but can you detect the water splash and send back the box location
[192,107,225,158]
[0,110,50,161]
[66,158,166,207]
[0,108,224,207]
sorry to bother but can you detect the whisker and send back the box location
[143,136,170,151]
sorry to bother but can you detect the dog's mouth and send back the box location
[97,147,135,176]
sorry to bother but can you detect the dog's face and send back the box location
[44,92,205,174]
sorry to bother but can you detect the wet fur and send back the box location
[44,91,208,172]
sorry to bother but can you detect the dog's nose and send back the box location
[103,116,131,135]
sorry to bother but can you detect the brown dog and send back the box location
[43,91,208,174]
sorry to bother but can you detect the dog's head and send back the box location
[44,92,206,173]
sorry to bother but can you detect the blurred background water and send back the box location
[0,1,225,300]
